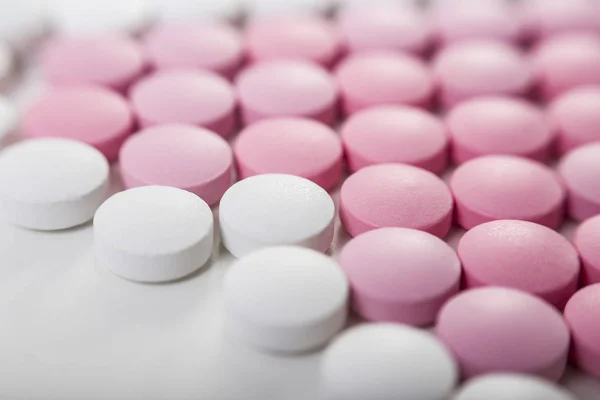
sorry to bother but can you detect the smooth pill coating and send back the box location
[234,118,342,191]
[450,155,565,230]
[521,0,600,41]
[436,287,570,381]
[558,143,600,221]
[94,186,213,283]
[0,0,47,51]
[340,106,447,173]
[0,139,109,230]
[245,0,331,18]
[321,324,457,400]
[130,70,236,137]
[340,164,453,238]
[23,86,133,161]
[0,96,17,142]
[219,174,335,258]
[0,41,13,90]
[119,124,233,206]
[452,374,577,400]
[152,0,242,22]
[339,228,461,326]
[574,216,600,285]
[224,246,348,353]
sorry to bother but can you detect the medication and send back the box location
[152,0,242,23]
[224,246,348,353]
[573,215,600,285]
[0,96,17,142]
[94,186,213,283]
[0,41,13,91]
[521,0,600,41]
[558,143,600,221]
[0,0,47,51]
[245,0,332,19]
[453,374,577,400]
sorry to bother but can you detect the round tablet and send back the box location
[0,40,14,90]
[41,35,146,93]
[450,155,566,230]
[224,246,348,353]
[558,143,600,221]
[447,97,555,164]
[321,324,457,400]
[119,124,233,206]
[236,60,338,126]
[436,287,570,381]
[340,106,448,173]
[521,0,600,41]
[574,215,600,285]
[130,69,236,137]
[452,374,577,400]
[0,138,109,230]
[433,40,533,108]
[339,228,461,326]
[0,96,17,142]
[219,174,335,258]
[94,186,213,283]
[340,164,453,238]
[234,118,342,191]
[152,0,242,23]
[23,86,134,161]
[335,52,433,115]
[143,22,244,79]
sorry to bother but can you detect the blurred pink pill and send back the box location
[335,52,433,115]
[436,287,570,381]
[433,40,533,108]
[119,124,233,206]
[130,69,236,137]
[340,163,453,238]
[236,60,338,126]
[339,227,461,326]
[340,105,447,174]
[143,22,244,79]
[446,96,555,164]
[558,143,600,221]
[521,0,600,41]
[574,215,600,285]
[450,155,566,230]
[23,86,133,161]
[234,117,342,191]
[458,220,580,309]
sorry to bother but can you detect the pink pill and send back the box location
[335,52,433,115]
[458,220,580,309]
[433,40,533,108]
[130,69,236,137]
[236,60,338,126]
[339,227,461,327]
[340,163,453,238]
[574,215,600,285]
[521,0,600,41]
[558,143,600,221]
[23,86,133,161]
[450,155,566,230]
[143,22,244,79]
[340,105,448,174]
[436,287,570,381]
[119,124,233,206]
[234,117,342,191]
[446,96,555,164]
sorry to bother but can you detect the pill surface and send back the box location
[119,124,233,206]
[436,287,570,381]
[521,0,600,41]
[0,41,13,90]
[558,143,600,221]
[0,96,17,142]
[94,186,213,283]
[245,0,331,19]
[574,215,600,285]
[224,246,348,353]
[152,0,242,23]
[0,138,109,230]
[219,174,335,258]
[453,374,577,400]
[0,0,47,51]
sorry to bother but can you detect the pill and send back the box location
[340,163,453,238]
[23,86,134,161]
[130,69,236,137]
[557,143,600,221]
[321,323,457,400]
[339,227,461,326]
[0,138,109,230]
[152,0,242,23]
[458,220,579,309]
[219,174,335,258]
[94,185,213,283]
[521,0,600,41]
[433,40,533,108]
[234,117,342,191]
[0,40,14,91]
[340,105,447,173]
[335,52,433,115]
[224,246,348,353]
[446,97,555,164]
[245,14,341,67]
[119,124,233,206]
[574,215,600,285]
[452,374,577,400]
[245,0,332,19]
[0,0,47,51]
[450,155,565,230]
[0,96,17,142]
[236,60,338,126]
[436,287,570,381]
[41,35,146,93]
[143,22,244,79]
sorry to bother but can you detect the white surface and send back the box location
[0,40,13,89]
[0,0,47,50]
[453,374,577,400]
[152,0,242,22]
[0,96,17,141]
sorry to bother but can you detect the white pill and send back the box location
[224,246,348,353]
[0,138,109,230]
[321,323,458,400]
[0,96,17,142]
[245,0,332,18]
[0,0,47,51]
[219,174,335,258]
[94,186,213,283]
[152,0,242,22]
[452,374,577,400]
[0,41,14,91]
